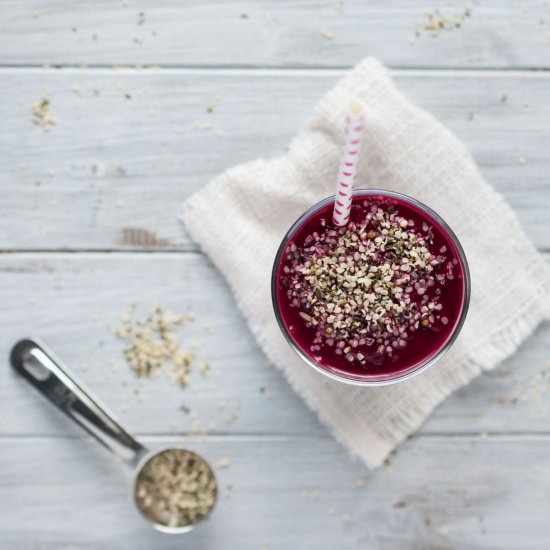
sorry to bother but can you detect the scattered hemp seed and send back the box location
[115,302,195,384]
[31,10,40,18]
[424,514,431,527]
[187,410,204,433]
[216,457,230,469]
[224,414,236,424]
[110,165,126,177]
[321,30,334,40]
[420,4,472,36]
[517,156,527,165]
[135,448,217,529]
[508,366,550,418]
[31,93,56,130]
[383,454,394,472]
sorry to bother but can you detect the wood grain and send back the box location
[1,434,550,549]
[1,0,550,69]
[1,69,549,251]
[2,252,549,438]
[2,2,550,548]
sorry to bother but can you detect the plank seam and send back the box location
[3,432,550,441]
[0,65,550,78]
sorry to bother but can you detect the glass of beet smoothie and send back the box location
[272,189,470,385]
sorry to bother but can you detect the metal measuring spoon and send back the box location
[10,338,217,534]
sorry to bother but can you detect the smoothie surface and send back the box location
[275,194,467,382]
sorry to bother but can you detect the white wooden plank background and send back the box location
[2,435,550,549]
[1,1,550,549]
[1,69,549,251]
[1,253,550,438]
[1,0,550,69]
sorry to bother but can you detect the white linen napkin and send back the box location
[181,57,550,468]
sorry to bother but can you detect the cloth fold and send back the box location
[181,57,550,468]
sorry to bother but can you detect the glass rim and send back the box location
[271,188,471,387]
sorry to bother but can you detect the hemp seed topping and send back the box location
[280,200,456,365]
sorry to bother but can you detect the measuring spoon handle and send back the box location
[10,338,148,466]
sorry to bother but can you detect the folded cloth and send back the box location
[181,57,550,468]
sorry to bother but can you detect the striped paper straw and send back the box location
[332,101,365,227]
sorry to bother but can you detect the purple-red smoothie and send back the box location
[273,193,468,383]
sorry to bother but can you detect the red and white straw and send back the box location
[332,101,365,227]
